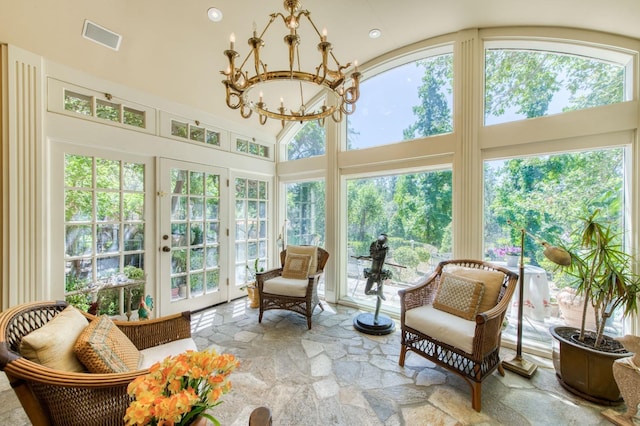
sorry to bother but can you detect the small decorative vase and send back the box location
[505,255,519,267]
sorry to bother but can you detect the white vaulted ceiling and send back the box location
[2,0,640,137]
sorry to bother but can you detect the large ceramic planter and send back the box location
[549,325,630,405]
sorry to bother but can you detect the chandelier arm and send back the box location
[224,88,242,110]
[299,11,318,36]
[295,42,306,111]
[240,104,253,119]
[331,107,343,123]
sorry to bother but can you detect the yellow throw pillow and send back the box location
[449,267,506,313]
[433,272,485,320]
[286,245,318,274]
[74,315,141,373]
[281,253,312,280]
[20,305,89,372]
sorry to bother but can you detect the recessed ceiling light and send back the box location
[207,7,223,22]
[369,28,382,39]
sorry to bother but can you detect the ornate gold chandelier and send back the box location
[221,0,361,127]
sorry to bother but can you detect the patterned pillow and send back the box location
[433,272,485,320]
[286,245,318,274]
[448,267,505,313]
[281,253,312,280]
[74,315,141,373]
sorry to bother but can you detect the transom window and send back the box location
[484,42,630,125]
[346,52,453,150]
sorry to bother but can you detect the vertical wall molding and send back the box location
[453,30,483,259]
[1,45,43,309]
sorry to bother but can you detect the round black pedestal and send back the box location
[353,312,395,335]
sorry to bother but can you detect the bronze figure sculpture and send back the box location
[353,233,402,335]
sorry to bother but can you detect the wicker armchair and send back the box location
[0,300,192,426]
[256,247,329,329]
[398,260,518,412]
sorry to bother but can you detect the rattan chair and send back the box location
[398,259,518,411]
[0,300,192,426]
[256,247,329,329]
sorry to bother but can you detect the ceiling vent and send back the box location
[82,20,122,51]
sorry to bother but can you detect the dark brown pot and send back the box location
[549,325,630,405]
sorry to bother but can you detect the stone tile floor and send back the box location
[1,298,637,425]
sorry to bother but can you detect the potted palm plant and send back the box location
[549,210,640,404]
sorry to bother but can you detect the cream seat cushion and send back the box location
[287,245,318,274]
[405,305,477,354]
[20,305,89,372]
[138,338,198,369]
[263,276,309,297]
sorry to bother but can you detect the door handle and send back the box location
[162,246,171,252]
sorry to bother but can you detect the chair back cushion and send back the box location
[405,305,477,354]
[74,315,141,373]
[281,253,312,279]
[286,245,318,274]
[433,272,485,320]
[263,276,309,297]
[19,305,89,372]
[448,267,506,313]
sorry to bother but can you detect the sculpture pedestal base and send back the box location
[353,312,395,335]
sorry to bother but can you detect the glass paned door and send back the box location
[159,159,227,314]
[234,177,269,291]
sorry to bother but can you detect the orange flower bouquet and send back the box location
[124,349,240,426]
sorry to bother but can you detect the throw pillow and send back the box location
[281,253,312,280]
[433,272,485,320]
[286,245,318,274]
[20,305,89,372]
[448,267,506,313]
[74,315,141,373]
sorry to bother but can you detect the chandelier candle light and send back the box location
[221,0,361,127]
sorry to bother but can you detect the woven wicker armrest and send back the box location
[256,268,283,289]
[115,311,191,350]
[398,269,440,313]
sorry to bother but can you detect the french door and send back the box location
[159,158,228,314]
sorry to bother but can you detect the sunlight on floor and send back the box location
[232,298,249,318]
[191,307,218,333]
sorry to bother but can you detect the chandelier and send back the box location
[221,0,361,127]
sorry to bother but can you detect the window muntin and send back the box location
[346,170,452,310]
[64,154,146,314]
[484,48,627,125]
[346,53,453,150]
[286,120,326,160]
[483,148,626,350]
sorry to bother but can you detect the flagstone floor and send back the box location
[0,298,635,425]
